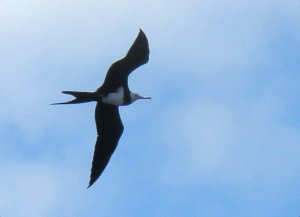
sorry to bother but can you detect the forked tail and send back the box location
[51,91,97,105]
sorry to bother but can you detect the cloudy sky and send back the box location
[0,0,300,216]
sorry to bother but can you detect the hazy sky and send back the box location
[0,0,300,216]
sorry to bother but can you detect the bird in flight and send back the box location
[52,29,150,187]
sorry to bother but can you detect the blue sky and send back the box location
[0,0,300,216]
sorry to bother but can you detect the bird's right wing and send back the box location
[98,29,149,92]
[88,103,124,187]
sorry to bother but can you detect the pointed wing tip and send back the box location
[87,182,93,189]
[139,28,145,34]
[124,28,149,64]
[88,176,97,188]
[137,28,147,40]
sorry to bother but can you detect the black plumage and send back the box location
[89,103,124,188]
[99,29,149,94]
[53,29,150,188]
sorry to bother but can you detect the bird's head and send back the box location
[131,92,151,102]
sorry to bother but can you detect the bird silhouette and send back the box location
[52,29,150,187]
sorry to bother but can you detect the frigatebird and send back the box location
[52,29,150,187]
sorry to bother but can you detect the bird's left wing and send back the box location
[88,103,124,187]
[98,29,149,92]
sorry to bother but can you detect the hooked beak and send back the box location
[138,95,151,100]
[140,96,151,100]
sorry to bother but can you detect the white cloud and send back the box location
[161,76,300,189]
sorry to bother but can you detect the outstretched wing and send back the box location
[88,103,124,187]
[98,29,149,92]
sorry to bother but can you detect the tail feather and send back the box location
[51,91,97,105]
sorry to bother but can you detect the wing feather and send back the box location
[98,29,149,92]
[88,103,124,187]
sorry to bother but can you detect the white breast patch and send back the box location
[102,87,125,106]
